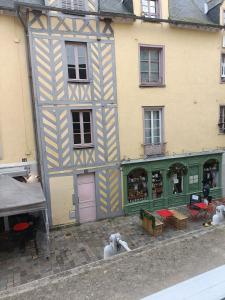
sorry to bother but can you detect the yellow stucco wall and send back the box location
[0,15,36,164]
[49,176,75,225]
[114,0,225,161]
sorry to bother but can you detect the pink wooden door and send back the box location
[77,174,96,223]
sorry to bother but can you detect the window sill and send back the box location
[220,80,225,84]
[68,80,91,84]
[142,17,161,23]
[73,145,94,149]
[139,83,166,88]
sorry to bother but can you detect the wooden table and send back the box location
[141,210,163,237]
[156,209,174,218]
[169,210,188,229]
[193,203,208,210]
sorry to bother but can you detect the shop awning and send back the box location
[0,175,46,217]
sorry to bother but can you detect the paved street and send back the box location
[1,223,225,300]
[0,208,204,292]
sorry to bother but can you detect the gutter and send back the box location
[14,2,225,30]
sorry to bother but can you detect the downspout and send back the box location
[16,9,44,191]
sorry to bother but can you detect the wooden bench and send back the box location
[140,209,163,236]
[169,210,188,229]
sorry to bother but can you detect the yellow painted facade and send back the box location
[0,15,36,164]
[113,0,225,161]
[49,176,74,225]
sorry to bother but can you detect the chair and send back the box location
[187,205,201,220]
[204,203,215,219]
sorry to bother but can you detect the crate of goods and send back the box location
[169,210,188,229]
[140,209,163,236]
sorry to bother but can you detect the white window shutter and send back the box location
[221,61,225,78]
[223,36,225,48]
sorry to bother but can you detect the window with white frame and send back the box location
[189,175,199,184]
[219,106,225,133]
[140,46,164,86]
[144,108,162,145]
[72,111,93,147]
[62,0,84,10]
[141,0,160,18]
[221,54,225,81]
[66,42,88,81]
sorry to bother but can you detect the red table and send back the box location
[13,222,30,232]
[156,209,174,218]
[193,203,208,210]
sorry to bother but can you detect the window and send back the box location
[189,175,199,185]
[203,159,219,189]
[141,0,160,18]
[218,106,225,133]
[127,169,148,203]
[72,111,93,147]
[144,108,162,145]
[62,0,84,10]
[167,163,187,194]
[140,46,164,86]
[221,54,225,82]
[66,43,88,81]
[152,171,163,199]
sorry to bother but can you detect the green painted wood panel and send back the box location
[123,153,223,215]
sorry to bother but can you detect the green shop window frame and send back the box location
[122,153,223,215]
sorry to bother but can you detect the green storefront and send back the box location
[122,151,223,215]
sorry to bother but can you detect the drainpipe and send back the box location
[16,9,45,193]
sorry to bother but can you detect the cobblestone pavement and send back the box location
[0,207,209,291]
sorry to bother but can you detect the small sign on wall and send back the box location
[69,210,76,220]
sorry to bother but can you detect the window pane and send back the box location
[151,62,159,73]
[83,112,90,122]
[150,49,159,61]
[150,72,159,82]
[150,7,156,14]
[68,67,76,79]
[153,136,160,143]
[141,61,149,72]
[145,129,151,139]
[153,110,160,119]
[144,110,151,120]
[83,123,91,133]
[153,128,160,136]
[141,72,149,83]
[74,134,81,145]
[153,119,160,127]
[78,45,86,57]
[145,119,151,129]
[142,0,148,5]
[78,55,87,65]
[79,68,87,80]
[145,136,151,144]
[66,44,75,65]
[73,123,81,134]
[84,133,92,144]
[140,48,149,60]
[72,112,80,122]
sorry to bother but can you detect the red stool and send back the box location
[13,222,30,232]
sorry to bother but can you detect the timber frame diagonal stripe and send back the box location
[28,6,123,221]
